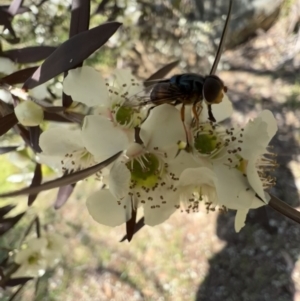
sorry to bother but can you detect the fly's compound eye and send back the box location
[203,76,226,105]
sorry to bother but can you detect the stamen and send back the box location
[60,148,96,175]
[255,154,277,189]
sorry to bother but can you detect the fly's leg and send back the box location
[180,104,189,144]
[207,104,216,122]
[191,102,202,129]
[180,103,185,122]
[192,102,199,127]
[176,104,193,156]
[192,102,203,128]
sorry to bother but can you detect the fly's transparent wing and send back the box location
[124,80,184,108]
[124,84,156,107]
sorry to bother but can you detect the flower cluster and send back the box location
[39,66,278,232]
[13,233,64,278]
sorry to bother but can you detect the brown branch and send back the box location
[268,194,300,224]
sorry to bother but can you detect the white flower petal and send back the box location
[109,161,131,199]
[263,192,271,204]
[260,110,278,140]
[176,164,219,206]
[37,153,62,172]
[43,234,64,267]
[86,189,131,226]
[44,233,65,253]
[246,158,266,202]
[171,150,205,176]
[63,66,109,107]
[199,93,233,123]
[140,104,186,151]
[143,193,177,226]
[12,263,46,278]
[252,194,269,208]
[111,69,142,96]
[39,128,83,156]
[44,253,61,268]
[0,57,17,75]
[234,209,249,232]
[178,167,216,187]
[125,142,144,158]
[14,249,33,265]
[213,163,262,210]
[15,238,47,264]
[29,237,48,251]
[240,110,277,159]
[82,115,130,161]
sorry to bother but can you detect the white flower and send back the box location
[86,104,189,226]
[63,66,145,128]
[238,110,278,201]
[85,102,271,231]
[213,164,268,232]
[38,64,278,234]
[81,114,133,163]
[62,67,147,169]
[63,66,109,107]
[190,110,278,231]
[40,68,146,175]
[175,164,218,213]
[39,127,98,174]
[14,100,44,126]
[12,234,64,278]
[13,238,48,278]
[42,233,65,267]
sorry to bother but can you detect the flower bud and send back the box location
[0,57,17,76]
[0,89,13,103]
[15,101,44,126]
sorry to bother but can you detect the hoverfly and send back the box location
[133,0,233,123]
[149,73,227,123]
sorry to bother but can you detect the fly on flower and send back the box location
[124,0,233,123]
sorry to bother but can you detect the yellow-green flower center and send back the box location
[127,154,161,188]
[28,254,39,264]
[194,133,218,154]
[115,106,134,125]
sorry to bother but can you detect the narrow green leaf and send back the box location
[0,152,121,198]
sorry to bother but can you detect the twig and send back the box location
[268,194,300,224]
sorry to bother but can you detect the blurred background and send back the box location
[0,0,300,300]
